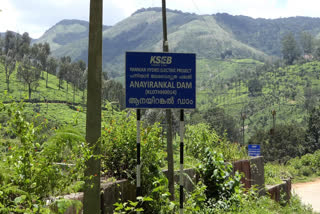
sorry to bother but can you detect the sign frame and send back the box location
[125,51,196,109]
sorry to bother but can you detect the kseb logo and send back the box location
[150,56,172,65]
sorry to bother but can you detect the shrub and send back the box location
[0,99,89,211]
[100,107,165,195]
[185,123,247,162]
[198,149,242,206]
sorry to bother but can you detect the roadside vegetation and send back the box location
[0,16,320,213]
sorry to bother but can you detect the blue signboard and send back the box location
[248,144,261,157]
[125,52,196,109]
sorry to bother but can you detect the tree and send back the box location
[4,31,15,55]
[305,107,320,153]
[16,56,41,100]
[83,0,102,213]
[47,57,58,75]
[69,62,84,104]
[248,124,306,163]
[248,78,263,97]
[190,107,240,142]
[57,56,71,90]
[46,57,58,88]
[300,31,314,55]
[79,69,88,103]
[58,56,72,91]
[102,79,125,110]
[281,32,301,65]
[0,35,4,55]
[15,32,31,61]
[3,50,16,92]
[30,42,51,86]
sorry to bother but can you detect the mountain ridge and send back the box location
[32,8,320,78]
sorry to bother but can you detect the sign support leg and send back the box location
[136,109,141,213]
[180,109,184,214]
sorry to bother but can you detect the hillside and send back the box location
[34,19,110,58]
[34,8,320,80]
[196,60,320,140]
[214,13,320,56]
[0,61,87,131]
[35,8,268,78]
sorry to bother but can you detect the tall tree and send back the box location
[0,35,4,55]
[47,57,58,75]
[3,50,16,92]
[46,57,58,88]
[70,62,84,104]
[15,32,31,61]
[281,32,301,65]
[83,0,102,213]
[305,107,320,153]
[4,31,15,55]
[16,56,41,100]
[31,42,51,84]
[79,69,88,103]
[102,79,125,110]
[249,124,306,163]
[57,56,71,90]
[300,31,314,55]
[60,56,72,92]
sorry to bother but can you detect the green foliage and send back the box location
[282,32,301,65]
[0,98,90,211]
[198,149,242,206]
[100,106,165,194]
[247,78,263,97]
[300,31,314,55]
[264,163,294,185]
[305,106,320,152]
[114,196,149,214]
[0,184,51,213]
[288,149,320,180]
[249,123,306,163]
[185,123,248,161]
[49,199,82,214]
[214,13,320,57]
[189,107,240,142]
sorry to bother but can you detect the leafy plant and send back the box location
[198,149,242,208]
[100,106,165,195]
[0,98,90,211]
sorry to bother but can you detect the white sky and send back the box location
[1,0,320,39]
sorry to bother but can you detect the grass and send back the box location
[0,62,85,103]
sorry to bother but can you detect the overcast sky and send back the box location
[1,0,320,39]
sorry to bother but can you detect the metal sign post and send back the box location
[179,109,184,213]
[136,109,141,213]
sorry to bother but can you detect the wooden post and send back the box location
[162,0,175,201]
[83,0,103,213]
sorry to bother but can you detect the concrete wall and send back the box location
[58,156,291,213]
[267,179,291,203]
[232,156,265,193]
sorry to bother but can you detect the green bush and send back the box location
[185,123,247,162]
[287,149,320,180]
[0,99,89,211]
[100,107,165,195]
[264,163,294,185]
[198,149,242,207]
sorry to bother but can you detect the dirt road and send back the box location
[292,178,320,213]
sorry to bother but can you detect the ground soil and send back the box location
[292,178,320,213]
